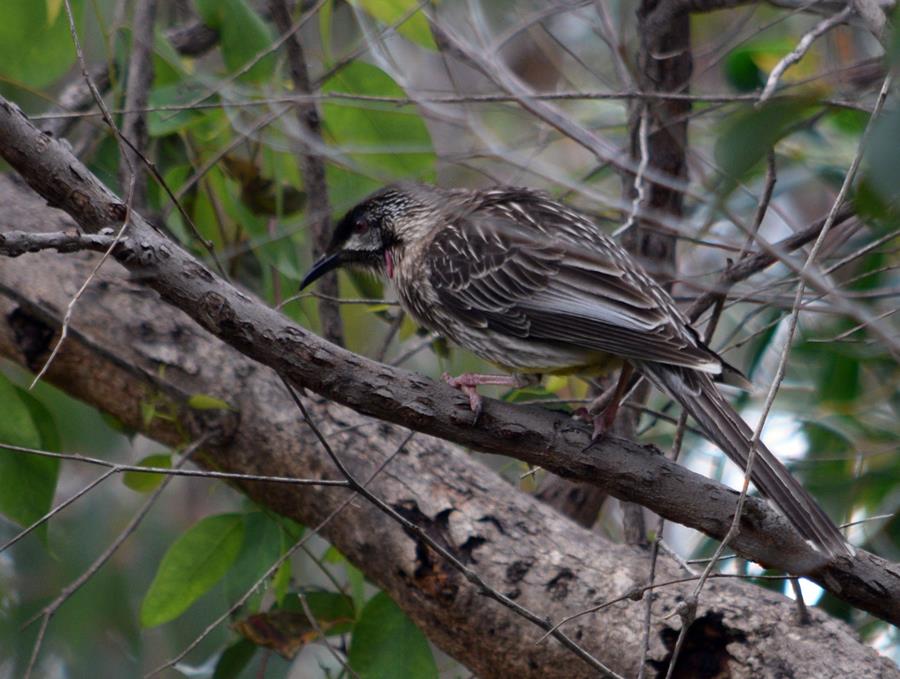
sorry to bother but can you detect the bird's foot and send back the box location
[584,364,635,442]
[572,406,610,450]
[442,372,530,423]
[587,392,621,440]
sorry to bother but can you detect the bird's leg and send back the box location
[442,372,538,422]
[588,364,634,439]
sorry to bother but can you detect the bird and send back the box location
[300,181,851,558]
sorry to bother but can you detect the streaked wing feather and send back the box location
[426,207,722,372]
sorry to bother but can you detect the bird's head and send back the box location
[300,182,441,289]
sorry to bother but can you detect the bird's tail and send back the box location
[638,362,851,558]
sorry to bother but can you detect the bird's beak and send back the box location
[300,252,342,290]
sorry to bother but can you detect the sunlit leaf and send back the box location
[322,61,436,190]
[350,0,437,50]
[0,0,81,88]
[123,453,172,492]
[188,393,232,410]
[141,513,245,627]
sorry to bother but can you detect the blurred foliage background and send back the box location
[0,0,898,676]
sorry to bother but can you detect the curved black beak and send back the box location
[300,252,342,290]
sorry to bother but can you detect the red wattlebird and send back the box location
[301,182,851,558]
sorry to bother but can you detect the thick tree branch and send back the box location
[0,97,898,626]
[0,173,895,678]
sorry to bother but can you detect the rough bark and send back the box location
[0,173,895,678]
[0,97,899,627]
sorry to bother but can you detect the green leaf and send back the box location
[188,393,232,411]
[322,61,435,185]
[123,453,172,492]
[280,590,356,636]
[195,0,275,82]
[0,375,59,543]
[14,387,61,453]
[350,0,437,50]
[304,590,356,634]
[865,107,900,207]
[715,97,815,189]
[213,638,257,679]
[153,30,190,87]
[223,512,283,612]
[723,48,764,92]
[141,513,245,627]
[829,108,870,135]
[0,0,81,88]
[323,546,367,611]
[147,81,209,137]
[349,592,438,679]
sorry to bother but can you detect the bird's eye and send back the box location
[354,216,368,234]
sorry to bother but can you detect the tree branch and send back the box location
[0,173,895,677]
[0,95,898,626]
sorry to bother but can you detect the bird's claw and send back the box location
[442,372,483,424]
[573,405,614,449]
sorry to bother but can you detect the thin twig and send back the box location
[145,430,414,678]
[268,0,343,346]
[390,332,441,366]
[0,231,116,256]
[282,379,623,678]
[118,0,157,209]
[28,0,138,391]
[664,70,894,679]
[0,443,349,491]
[23,436,208,678]
[297,591,361,679]
[0,468,116,554]
[758,7,852,104]
[613,106,650,237]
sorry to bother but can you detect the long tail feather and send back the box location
[638,363,851,558]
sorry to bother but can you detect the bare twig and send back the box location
[0,468,116,554]
[282,379,623,678]
[758,7,852,104]
[0,442,349,491]
[118,0,157,208]
[268,0,343,346]
[145,430,415,677]
[23,436,208,678]
[0,231,116,256]
[664,70,894,679]
[613,105,650,237]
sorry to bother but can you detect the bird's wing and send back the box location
[425,208,723,373]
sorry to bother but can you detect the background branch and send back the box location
[0,97,898,627]
[0,173,894,678]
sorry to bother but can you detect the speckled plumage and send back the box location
[302,182,850,558]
